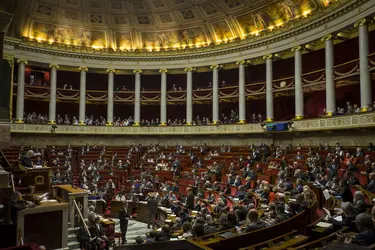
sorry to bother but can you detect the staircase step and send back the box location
[67,241,80,250]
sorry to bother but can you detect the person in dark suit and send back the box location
[20,150,33,168]
[118,201,130,244]
[366,173,375,192]
[273,204,290,224]
[147,193,158,229]
[353,191,367,214]
[77,219,93,250]
[241,209,267,233]
[328,202,359,231]
[351,213,375,246]
[89,217,110,250]
[186,188,195,210]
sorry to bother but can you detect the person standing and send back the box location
[186,188,195,210]
[147,193,158,229]
[118,201,130,244]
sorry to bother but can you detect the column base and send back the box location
[78,121,86,126]
[106,122,113,126]
[159,122,167,126]
[14,119,24,124]
[360,107,369,112]
[294,115,304,120]
[48,120,56,125]
[237,120,246,124]
[185,122,192,126]
[326,112,333,117]
[265,117,274,122]
[133,122,140,127]
[212,121,219,125]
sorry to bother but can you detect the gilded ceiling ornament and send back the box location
[291,46,303,52]
[106,68,116,73]
[159,69,168,73]
[236,60,246,65]
[210,65,222,70]
[321,34,333,41]
[354,18,368,28]
[133,69,143,74]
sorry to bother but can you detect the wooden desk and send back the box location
[54,185,89,228]
[17,202,69,249]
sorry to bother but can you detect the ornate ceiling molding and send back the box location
[4,0,373,69]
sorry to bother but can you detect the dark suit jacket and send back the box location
[354,200,367,214]
[352,229,375,246]
[274,213,290,224]
[147,198,158,213]
[21,155,33,168]
[243,220,267,233]
[89,224,104,239]
[366,180,375,193]
[186,192,195,209]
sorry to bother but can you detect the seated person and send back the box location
[181,222,193,238]
[366,173,375,192]
[327,202,359,230]
[23,185,41,205]
[193,223,205,237]
[353,191,367,214]
[339,213,375,246]
[155,225,171,242]
[20,150,34,168]
[273,204,289,224]
[204,218,217,235]
[211,181,221,191]
[89,217,110,250]
[240,209,267,233]
[171,217,182,232]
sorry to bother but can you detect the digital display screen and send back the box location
[266,122,289,132]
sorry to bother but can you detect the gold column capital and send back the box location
[321,34,333,42]
[133,69,142,74]
[49,64,59,69]
[263,54,274,60]
[291,46,303,52]
[159,69,168,74]
[78,66,88,72]
[106,68,116,73]
[184,67,196,72]
[17,59,28,65]
[236,60,247,65]
[210,64,222,70]
[354,18,368,28]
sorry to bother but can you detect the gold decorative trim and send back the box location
[159,69,168,74]
[185,122,192,126]
[263,54,274,60]
[321,34,333,42]
[16,59,28,65]
[78,121,85,125]
[266,117,274,122]
[237,120,246,124]
[159,122,167,126]
[291,46,303,52]
[133,69,142,74]
[48,120,56,125]
[354,18,368,28]
[210,65,222,70]
[294,115,304,120]
[184,67,196,72]
[106,122,113,126]
[14,119,24,124]
[132,122,140,127]
[106,68,116,73]
[78,67,88,72]
[236,60,246,65]
[49,64,59,69]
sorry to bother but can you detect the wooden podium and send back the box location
[54,185,88,228]
[17,202,69,249]
[24,168,51,193]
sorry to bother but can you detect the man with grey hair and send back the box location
[353,191,367,213]
[351,213,375,246]
[328,202,358,230]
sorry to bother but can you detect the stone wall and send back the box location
[9,128,375,147]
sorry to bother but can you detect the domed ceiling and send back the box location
[9,0,344,51]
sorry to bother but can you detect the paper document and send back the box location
[334,216,343,222]
[317,222,332,228]
[322,189,331,200]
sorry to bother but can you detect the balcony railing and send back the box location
[10,113,375,135]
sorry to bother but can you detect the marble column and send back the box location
[184,67,194,125]
[48,64,59,124]
[210,65,221,124]
[236,60,246,124]
[264,55,274,122]
[159,69,168,126]
[292,46,304,119]
[78,67,88,125]
[15,59,28,123]
[106,69,115,126]
[133,69,142,126]
[356,19,372,111]
[322,34,335,116]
